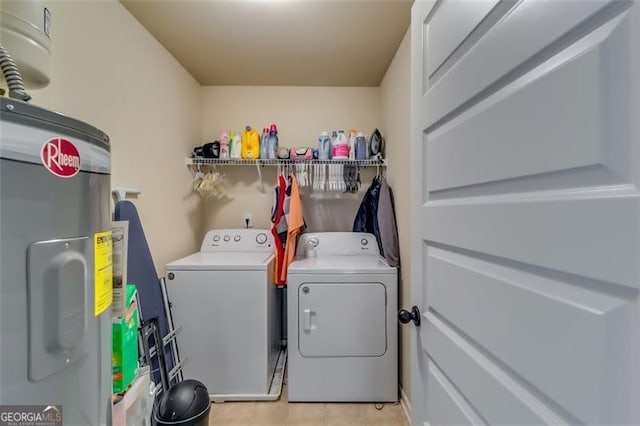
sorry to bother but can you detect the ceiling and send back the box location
[120,0,412,87]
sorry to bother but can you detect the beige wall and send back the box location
[381,29,411,400]
[17,0,411,400]
[30,0,202,274]
[200,86,381,233]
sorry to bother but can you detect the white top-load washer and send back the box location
[287,232,398,402]
[165,229,285,401]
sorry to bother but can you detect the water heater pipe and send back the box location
[0,42,31,102]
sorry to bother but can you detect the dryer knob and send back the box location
[223,235,231,242]
[256,233,268,244]
[213,235,220,242]
[234,235,241,242]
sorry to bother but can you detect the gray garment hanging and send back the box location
[377,179,400,268]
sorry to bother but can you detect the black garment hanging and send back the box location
[353,177,383,255]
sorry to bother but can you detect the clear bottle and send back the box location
[267,124,279,159]
[219,130,229,160]
[348,129,357,160]
[260,127,269,159]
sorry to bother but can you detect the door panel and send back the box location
[426,0,499,78]
[423,0,620,129]
[424,194,640,288]
[427,248,635,422]
[428,17,631,193]
[411,0,640,424]
[298,283,386,357]
[424,312,565,424]
[425,361,485,426]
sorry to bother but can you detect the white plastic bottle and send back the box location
[230,131,242,159]
[333,130,349,159]
[348,129,356,160]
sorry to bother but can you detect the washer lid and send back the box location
[166,252,273,271]
[288,255,395,274]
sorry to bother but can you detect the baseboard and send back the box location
[400,385,412,425]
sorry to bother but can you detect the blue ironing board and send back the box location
[114,200,176,386]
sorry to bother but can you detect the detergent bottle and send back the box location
[355,132,367,160]
[267,124,279,159]
[348,129,357,160]
[260,127,269,159]
[317,131,331,160]
[241,125,260,159]
[333,130,349,159]
[219,130,230,160]
[229,130,242,159]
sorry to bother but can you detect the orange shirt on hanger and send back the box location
[279,175,304,284]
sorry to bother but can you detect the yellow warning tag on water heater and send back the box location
[94,231,113,316]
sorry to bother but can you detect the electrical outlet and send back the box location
[243,213,253,228]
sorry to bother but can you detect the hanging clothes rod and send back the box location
[185,158,386,167]
[186,158,383,194]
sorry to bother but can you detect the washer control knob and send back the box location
[213,235,220,242]
[256,233,268,244]
[308,237,320,247]
[234,235,241,242]
[361,238,368,246]
[223,235,231,242]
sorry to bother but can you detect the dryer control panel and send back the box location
[296,232,379,258]
[201,229,273,252]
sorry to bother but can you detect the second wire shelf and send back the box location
[185,157,386,167]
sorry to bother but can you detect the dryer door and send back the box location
[298,282,387,357]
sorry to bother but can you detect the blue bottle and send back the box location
[267,124,279,159]
[318,131,331,160]
[355,132,368,160]
[260,127,269,159]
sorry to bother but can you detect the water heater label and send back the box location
[41,138,81,178]
[94,231,113,316]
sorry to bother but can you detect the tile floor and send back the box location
[209,381,409,426]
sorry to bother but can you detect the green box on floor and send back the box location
[112,284,139,394]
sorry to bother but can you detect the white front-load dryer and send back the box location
[166,229,285,401]
[287,232,398,402]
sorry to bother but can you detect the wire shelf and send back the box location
[185,157,386,167]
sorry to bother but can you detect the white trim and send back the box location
[400,385,413,425]
[409,2,438,426]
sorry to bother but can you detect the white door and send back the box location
[298,283,387,356]
[407,1,640,424]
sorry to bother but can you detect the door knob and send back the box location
[398,306,421,326]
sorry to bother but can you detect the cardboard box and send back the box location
[111,221,129,318]
[112,284,138,394]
